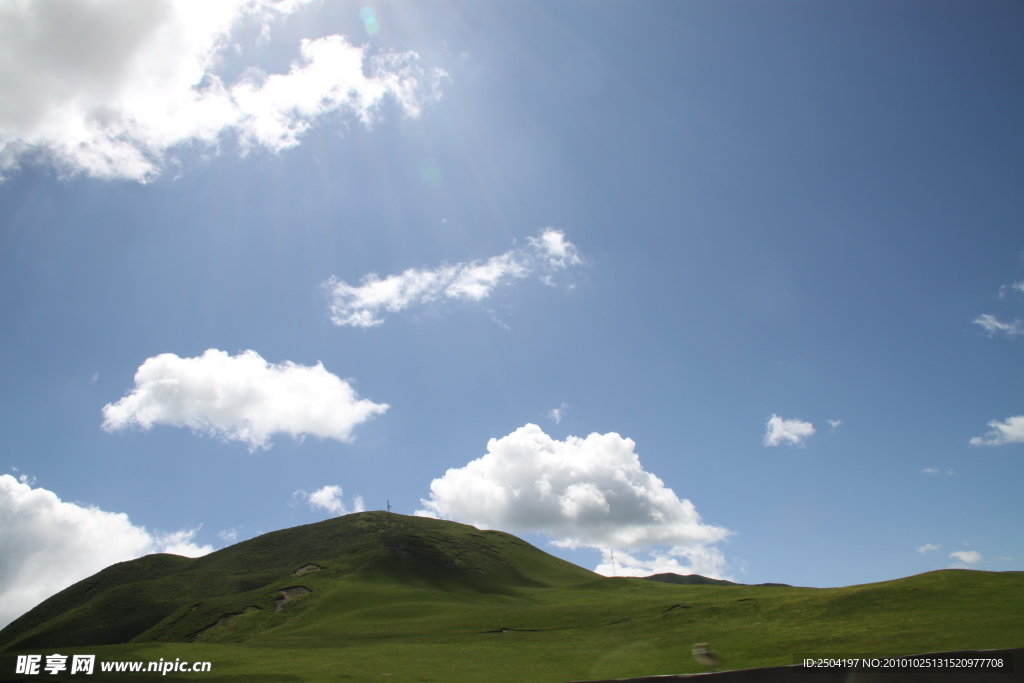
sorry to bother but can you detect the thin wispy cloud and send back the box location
[416,424,733,579]
[0,0,445,181]
[324,229,582,327]
[973,314,1023,337]
[296,485,364,516]
[217,528,239,543]
[998,281,1024,299]
[827,419,842,431]
[102,349,388,450]
[970,415,1024,447]
[917,543,940,554]
[9,469,34,487]
[975,276,1024,336]
[0,475,211,629]
[970,279,1024,449]
[763,415,815,447]
[548,403,568,424]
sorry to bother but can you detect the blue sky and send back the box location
[1,0,1022,627]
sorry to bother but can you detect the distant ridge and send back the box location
[642,573,792,587]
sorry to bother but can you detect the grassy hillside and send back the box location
[2,512,1022,682]
[0,512,594,651]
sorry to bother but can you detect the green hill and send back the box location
[0,512,594,651]
[2,512,1022,682]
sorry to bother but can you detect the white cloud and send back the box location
[998,281,1024,299]
[297,484,364,516]
[917,543,940,554]
[101,349,388,450]
[9,469,34,487]
[949,550,981,566]
[416,424,733,579]
[528,230,582,270]
[827,419,841,431]
[547,403,568,425]
[0,474,211,629]
[217,528,238,543]
[153,527,210,556]
[973,314,1023,337]
[595,546,728,579]
[970,415,1024,447]
[0,0,445,181]
[763,414,815,447]
[324,229,582,327]
[445,251,529,301]
[922,467,954,476]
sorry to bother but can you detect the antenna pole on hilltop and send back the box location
[386,500,392,536]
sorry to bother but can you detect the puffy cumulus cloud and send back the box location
[296,484,364,516]
[949,550,981,567]
[763,414,815,447]
[416,424,733,579]
[324,229,583,327]
[0,0,445,181]
[917,543,940,554]
[101,349,388,450]
[973,314,1023,337]
[0,474,211,629]
[970,415,1024,447]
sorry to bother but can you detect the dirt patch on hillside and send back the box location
[189,606,261,642]
[275,586,310,613]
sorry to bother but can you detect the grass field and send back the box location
[2,513,1021,682]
